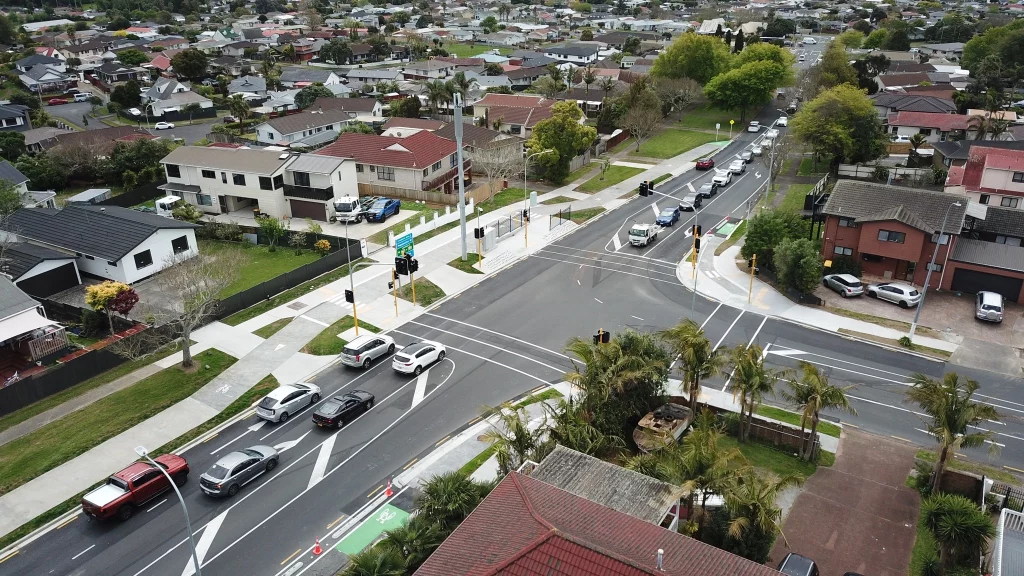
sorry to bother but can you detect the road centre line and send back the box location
[977,393,1024,408]
[71,545,95,561]
[547,244,676,267]
[280,549,302,566]
[423,313,574,360]
[538,247,681,279]
[530,254,681,286]
[406,321,566,374]
[55,516,77,530]
[768,346,928,377]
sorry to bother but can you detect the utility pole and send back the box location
[748,254,757,304]
[454,93,468,261]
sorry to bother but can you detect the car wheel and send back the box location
[437,351,446,362]
[278,411,289,423]
[266,459,277,472]
[118,505,134,521]
[338,417,345,428]
[311,393,321,404]
[898,300,909,308]
[174,473,187,487]
[355,215,363,223]
[840,291,848,298]
[227,484,239,497]
[414,365,423,376]
[868,291,878,298]
[363,357,372,369]
[387,344,395,354]
[367,399,374,408]
[822,279,829,287]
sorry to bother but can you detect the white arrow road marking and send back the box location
[650,202,659,216]
[612,235,622,251]
[274,430,312,454]
[275,344,285,351]
[307,432,337,490]
[684,228,693,238]
[182,511,226,576]
[687,183,695,193]
[412,369,430,407]
[210,421,266,454]
[755,172,762,179]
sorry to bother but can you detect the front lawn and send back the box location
[448,254,484,274]
[570,207,606,224]
[576,165,645,193]
[446,43,510,57]
[398,277,446,307]
[798,156,830,175]
[199,240,319,298]
[677,105,747,131]
[777,183,815,213]
[302,316,381,355]
[631,129,722,159]
[719,435,833,482]
[0,349,236,497]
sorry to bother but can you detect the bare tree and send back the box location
[653,77,702,120]
[764,135,793,195]
[621,105,662,153]
[473,139,524,201]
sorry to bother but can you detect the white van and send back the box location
[803,37,817,44]
[73,92,90,102]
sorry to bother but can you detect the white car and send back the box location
[712,170,732,186]
[256,383,322,423]
[765,129,780,140]
[392,340,446,375]
[747,121,760,132]
[892,134,911,143]
[777,116,788,127]
[127,107,142,116]
[154,122,175,130]
[728,159,746,174]
[340,333,396,369]
[751,144,763,156]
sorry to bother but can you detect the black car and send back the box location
[697,182,718,198]
[312,390,375,428]
[778,553,819,576]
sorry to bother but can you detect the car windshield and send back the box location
[700,184,713,191]
[629,228,647,236]
[336,201,357,212]
[241,449,263,458]
[320,401,341,414]
[371,200,388,209]
[207,464,230,479]
[660,210,674,217]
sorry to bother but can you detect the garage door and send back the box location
[290,199,326,221]
[950,268,1023,300]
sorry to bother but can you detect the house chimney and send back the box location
[656,549,664,571]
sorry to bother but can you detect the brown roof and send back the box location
[878,72,935,87]
[823,179,968,234]
[435,123,511,148]
[39,125,153,153]
[310,96,378,113]
[487,105,553,128]
[318,130,456,169]
[414,472,784,576]
[475,93,552,109]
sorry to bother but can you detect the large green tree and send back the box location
[773,237,823,294]
[658,319,725,413]
[294,83,335,109]
[963,19,1024,71]
[739,209,805,270]
[734,42,796,85]
[170,48,209,80]
[110,80,142,109]
[0,132,25,162]
[319,38,352,65]
[16,153,69,191]
[791,84,886,170]
[116,49,150,67]
[703,60,787,121]
[783,362,856,460]
[816,42,858,90]
[920,493,994,572]
[526,101,596,184]
[651,32,732,84]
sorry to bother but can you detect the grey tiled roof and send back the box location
[0,275,39,321]
[969,205,1024,237]
[6,242,74,281]
[0,161,28,186]
[823,180,968,234]
[951,238,1024,273]
[279,68,337,83]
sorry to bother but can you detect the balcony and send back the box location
[422,159,472,192]
[282,183,334,201]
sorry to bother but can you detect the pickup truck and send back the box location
[82,455,189,521]
[628,223,660,247]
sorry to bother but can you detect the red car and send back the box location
[81,454,189,520]
[47,98,69,106]
[695,158,715,170]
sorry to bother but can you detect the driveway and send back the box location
[769,429,920,576]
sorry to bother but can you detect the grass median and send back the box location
[398,277,446,307]
[0,349,236,498]
[448,254,484,274]
[570,207,605,224]
[253,317,292,339]
[631,129,722,159]
[302,316,381,355]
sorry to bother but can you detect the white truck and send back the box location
[333,195,363,223]
[628,223,660,247]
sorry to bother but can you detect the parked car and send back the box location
[312,391,375,428]
[751,144,763,156]
[679,193,702,211]
[154,122,175,130]
[739,151,753,163]
[799,54,806,62]
[892,134,910,143]
[695,158,715,170]
[697,182,718,198]
[47,98,68,105]
[765,128,780,140]
[199,446,278,497]
[822,274,864,298]
[777,116,789,126]
[655,207,680,226]
[712,170,732,187]
[127,107,142,116]
[866,282,921,308]
[223,115,238,123]
[82,455,189,520]
[65,87,80,95]
[73,92,90,102]
[340,334,396,369]
[728,160,746,174]
[787,102,798,114]
[366,198,401,222]
[392,340,446,375]
[976,291,1004,323]
[747,121,761,132]
[778,553,819,576]
[256,383,322,423]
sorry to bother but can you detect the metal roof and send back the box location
[951,238,1024,273]
[0,276,39,322]
[285,153,345,172]
[161,146,293,175]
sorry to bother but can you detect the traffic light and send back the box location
[694,237,701,253]
[593,329,611,344]
[692,224,702,236]
[473,226,484,239]
[647,180,655,191]
[408,257,419,274]
[395,256,409,276]
[747,259,760,275]
[344,289,354,304]
[522,208,530,222]
[388,270,396,290]
[639,182,649,196]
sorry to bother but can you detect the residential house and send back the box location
[344,68,402,84]
[544,44,600,65]
[886,112,977,143]
[33,47,66,61]
[464,70,512,94]
[402,59,456,80]
[147,37,189,51]
[479,31,526,46]
[946,146,1024,210]
[15,54,74,93]
[61,40,109,63]
[436,123,523,172]
[919,42,965,59]
[506,66,548,90]
[253,109,352,145]
[871,93,957,120]
[310,97,383,120]
[35,125,154,154]
[877,72,949,91]
[473,93,555,138]
[0,161,29,196]
[94,61,140,85]
[159,146,358,222]
[210,55,250,78]
[381,117,446,138]
[507,50,556,67]
[228,75,268,97]
[0,104,32,133]
[142,78,215,118]
[0,276,70,370]
[7,204,200,284]
[318,130,470,197]
[221,41,263,57]
[413,468,785,576]
[291,38,326,62]
[931,140,1024,169]
[697,18,726,34]
[279,68,341,88]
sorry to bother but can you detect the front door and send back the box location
[905,262,917,283]
[218,196,228,213]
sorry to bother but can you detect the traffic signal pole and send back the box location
[410,269,417,306]
[392,269,399,316]
[748,254,757,304]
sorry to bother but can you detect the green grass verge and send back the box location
[458,445,497,476]
[798,156,829,175]
[755,405,842,438]
[448,255,484,274]
[540,195,577,205]
[252,317,292,339]
[677,105,748,131]
[302,316,381,355]
[445,43,510,57]
[777,183,815,213]
[221,258,368,326]
[570,207,605,224]
[368,187,528,246]
[652,173,673,185]
[837,329,952,360]
[825,307,940,338]
[0,342,184,435]
[720,436,823,481]
[199,240,319,298]
[576,165,645,193]
[0,349,236,497]
[909,515,939,576]
[714,219,747,256]
[565,164,594,184]
[631,129,722,159]
[398,277,445,307]
[916,449,1016,484]
[512,388,563,410]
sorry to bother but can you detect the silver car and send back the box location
[728,160,746,174]
[199,446,279,497]
[976,291,1004,323]
[340,334,396,369]
[866,282,921,308]
[256,383,322,423]
[822,274,863,298]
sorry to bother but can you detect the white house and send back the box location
[143,78,215,117]
[253,109,354,145]
[543,45,599,65]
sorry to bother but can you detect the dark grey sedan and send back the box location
[199,445,279,497]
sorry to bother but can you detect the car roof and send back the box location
[831,274,860,282]
[401,342,428,354]
[979,291,1003,303]
[266,384,305,400]
[660,208,675,213]
[347,334,377,347]
[114,461,157,481]
[699,182,714,188]
[683,193,698,200]
[213,451,252,469]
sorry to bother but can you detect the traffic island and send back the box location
[396,278,446,307]
[301,316,381,356]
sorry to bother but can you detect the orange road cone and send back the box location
[385,479,394,498]
[313,538,322,556]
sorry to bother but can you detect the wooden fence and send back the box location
[357,183,460,205]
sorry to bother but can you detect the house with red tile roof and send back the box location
[318,131,470,197]
[945,146,1024,210]
[414,471,785,576]
[886,111,980,144]
[472,94,557,138]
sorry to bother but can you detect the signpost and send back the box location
[729,119,734,140]
[715,122,720,141]
[395,232,415,258]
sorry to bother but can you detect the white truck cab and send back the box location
[628,223,660,247]
[154,195,183,218]
[333,195,363,223]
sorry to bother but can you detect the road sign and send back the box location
[395,232,414,258]
[716,123,720,130]
[729,119,734,125]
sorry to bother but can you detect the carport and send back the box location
[944,239,1024,303]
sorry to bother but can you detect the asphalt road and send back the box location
[46,100,213,144]
[6,95,1023,576]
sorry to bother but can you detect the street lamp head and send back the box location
[953,201,963,207]
[135,446,148,457]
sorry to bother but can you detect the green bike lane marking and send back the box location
[336,504,410,555]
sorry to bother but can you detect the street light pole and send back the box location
[453,93,468,261]
[909,201,962,339]
[523,149,553,248]
[135,446,200,576]
[345,216,358,336]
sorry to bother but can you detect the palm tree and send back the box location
[920,493,994,571]
[908,132,927,160]
[378,516,444,572]
[905,372,1000,494]
[658,319,726,412]
[446,71,472,105]
[182,102,202,125]
[679,410,746,526]
[416,471,491,533]
[782,362,856,460]
[228,94,251,133]
[342,546,406,576]
[623,451,673,482]
[600,76,616,101]
[726,472,802,547]
[582,66,597,95]
[730,345,788,443]
[481,403,548,476]
[544,398,624,457]
[424,79,451,117]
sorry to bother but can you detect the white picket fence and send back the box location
[387,199,475,247]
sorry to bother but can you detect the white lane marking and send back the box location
[72,545,95,560]
[650,202,660,217]
[577,279,581,285]
[275,344,285,351]
[531,254,681,286]
[534,249,679,280]
[541,245,677,269]
[412,370,429,407]
[307,433,336,490]
[423,313,574,360]
[712,310,745,351]
[699,303,723,330]
[273,430,312,454]
[299,315,330,327]
[612,234,622,251]
[406,321,565,374]
[687,183,695,193]
[722,322,769,392]
[768,346,926,376]
[181,511,227,576]
[146,499,167,513]
[749,316,768,346]
[393,331,551,386]
[631,315,644,321]
[914,427,1005,448]
[594,297,603,304]
[210,421,266,454]
[977,393,1024,408]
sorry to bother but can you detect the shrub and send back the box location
[873,165,890,181]
[172,203,203,223]
[80,309,106,337]
[829,255,861,276]
[898,336,913,348]
[931,166,948,186]
[314,239,331,256]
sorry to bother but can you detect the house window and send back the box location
[233,173,245,186]
[197,194,213,206]
[930,233,949,245]
[171,235,190,254]
[376,166,395,181]
[996,235,1023,246]
[134,250,153,269]
[450,153,457,168]
[259,176,273,190]
[510,125,522,135]
[293,171,311,187]
[266,132,275,140]
[432,161,441,172]
[273,175,284,189]
[165,164,181,178]
[1014,172,1024,183]
[919,129,932,136]
[202,169,215,179]
[1001,197,1020,208]
[877,229,906,243]
[355,164,364,172]
[423,168,428,177]
[980,194,990,205]
[833,246,853,256]
[838,217,856,228]
[221,172,227,184]
[926,263,943,272]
